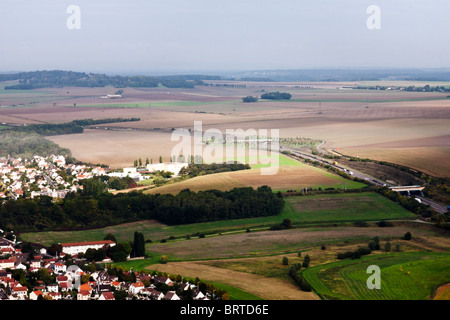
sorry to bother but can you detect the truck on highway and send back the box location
[415,198,422,204]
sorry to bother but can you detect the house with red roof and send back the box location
[30,290,44,300]
[99,292,115,300]
[77,290,91,300]
[129,282,145,294]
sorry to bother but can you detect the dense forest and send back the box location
[0,131,74,160]
[0,184,285,232]
[0,70,219,89]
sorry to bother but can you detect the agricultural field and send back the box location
[145,154,366,195]
[3,79,450,301]
[282,192,416,224]
[19,191,412,245]
[1,81,449,177]
[302,252,450,300]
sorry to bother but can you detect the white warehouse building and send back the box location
[60,240,116,256]
[146,162,188,176]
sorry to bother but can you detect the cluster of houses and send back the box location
[0,154,189,200]
[0,155,107,200]
[0,237,215,301]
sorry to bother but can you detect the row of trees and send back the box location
[1,70,199,89]
[9,118,140,136]
[178,163,250,177]
[0,185,285,232]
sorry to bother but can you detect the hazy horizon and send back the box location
[1,1,449,74]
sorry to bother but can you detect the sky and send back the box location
[0,0,449,74]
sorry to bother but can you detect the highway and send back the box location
[281,146,448,214]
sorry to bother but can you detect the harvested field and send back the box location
[145,164,360,195]
[1,83,449,178]
[48,129,177,168]
[433,283,450,300]
[341,146,450,177]
[146,226,431,261]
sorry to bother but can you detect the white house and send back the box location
[129,282,145,295]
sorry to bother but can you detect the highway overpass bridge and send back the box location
[389,185,425,195]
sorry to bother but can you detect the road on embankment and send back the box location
[281,146,448,214]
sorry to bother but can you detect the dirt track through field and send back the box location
[149,262,320,300]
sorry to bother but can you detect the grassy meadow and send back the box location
[302,252,450,300]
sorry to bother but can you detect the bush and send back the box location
[321,245,326,250]
[160,255,168,264]
[288,264,311,292]
[403,232,412,240]
[377,220,394,227]
[354,221,369,227]
[242,96,258,103]
[337,247,371,260]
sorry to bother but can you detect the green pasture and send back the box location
[302,252,450,300]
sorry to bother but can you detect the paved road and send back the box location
[281,146,448,214]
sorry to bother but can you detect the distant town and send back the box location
[0,154,188,200]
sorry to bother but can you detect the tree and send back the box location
[139,158,142,166]
[145,158,149,165]
[134,159,138,167]
[132,231,145,257]
[385,242,391,252]
[242,96,258,103]
[104,233,117,243]
[160,255,168,264]
[302,255,310,267]
[159,156,163,163]
[282,257,289,265]
[403,232,412,240]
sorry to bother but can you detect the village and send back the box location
[0,234,220,301]
[0,154,188,200]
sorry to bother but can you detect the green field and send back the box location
[302,252,450,300]
[20,192,415,246]
[281,192,416,224]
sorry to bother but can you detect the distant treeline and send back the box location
[0,185,284,232]
[7,118,140,136]
[0,131,74,160]
[0,70,222,89]
[355,85,450,92]
[179,163,251,177]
